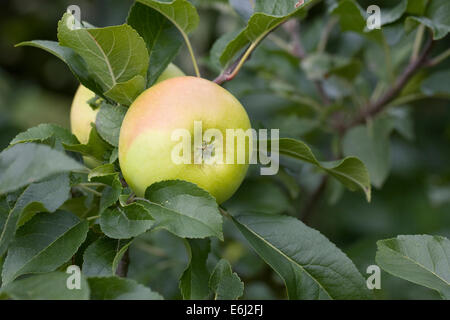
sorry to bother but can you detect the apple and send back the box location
[70,64,185,166]
[118,76,252,204]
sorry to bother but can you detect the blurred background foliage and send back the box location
[0,0,449,299]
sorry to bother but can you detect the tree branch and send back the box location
[116,249,130,278]
[300,175,328,223]
[342,37,434,131]
[284,20,333,221]
[283,20,306,59]
[284,20,331,106]
[313,81,331,106]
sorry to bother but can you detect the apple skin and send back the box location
[118,76,252,204]
[70,64,185,166]
[70,85,99,145]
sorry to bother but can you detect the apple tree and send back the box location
[0,0,449,300]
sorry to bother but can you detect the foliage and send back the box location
[0,0,449,300]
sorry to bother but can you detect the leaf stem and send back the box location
[317,18,337,53]
[214,18,296,86]
[78,185,102,197]
[72,169,91,174]
[411,24,425,62]
[77,182,106,187]
[116,249,129,278]
[219,207,231,219]
[214,42,257,85]
[183,32,201,78]
[134,197,151,204]
[428,48,450,67]
[228,43,257,79]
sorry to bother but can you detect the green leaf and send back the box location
[138,180,223,240]
[209,259,244,300]
[0,198,8,236]
[137,0,199,34]
[219,0,318,66]
[109,148,119,164]
[333,0,405,31]
[331,0,365,32]
[254,0,308,15]
[230,212,372,299]
[301,53,362,81]
[225,179,291,215]
[10,124,79,146]
[127,2,184,86]
[87,163,123,213]
[380,0,408,26]
[331,0,383,44]
[0,272,90,300]
[406,0,429,15]
[406,0,450,40]
[376,235,450,299]
[100,203,154,239]
[57,13,149,105]
[210,30,242,71]
[64,125,112,161]
[1,210,89,285]
[60,196,90,219]
[88,163,117,184]
[95,102,127,147]
[82,237,132,277]
[15,40,104,97]
[0,255,3,287]
[0,174,71,257]
[99,183,123,214]
[0,143,84,195]
[88,276,163,300]
[275,138,371,201]
[342,118,394,189]
[104,75,147,106]
[179,239,210,300]
[388,109,414,141]
[88,164,120,187]
[421,70,450,96]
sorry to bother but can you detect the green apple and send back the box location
[118,76,252,204]
[70,63,185,166]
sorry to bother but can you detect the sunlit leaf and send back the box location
[57,13,149,105]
